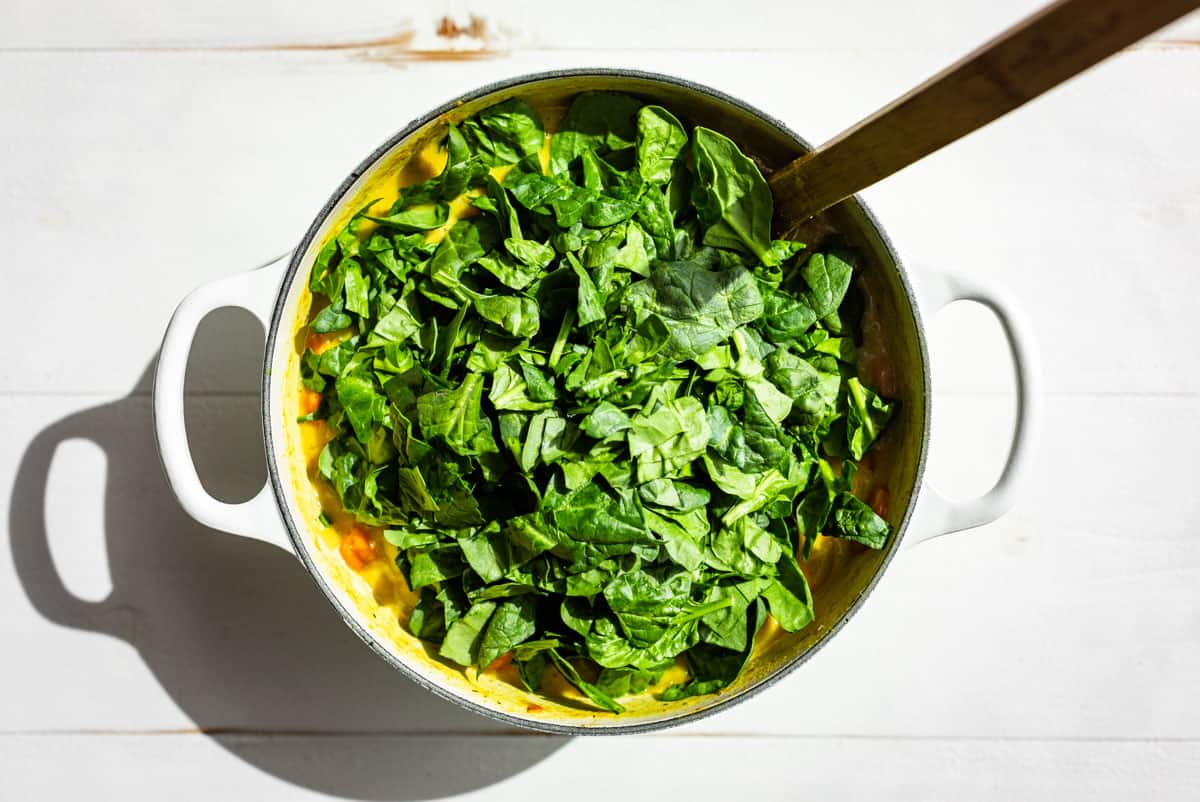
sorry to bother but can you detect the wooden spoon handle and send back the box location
[768,0,1200,227]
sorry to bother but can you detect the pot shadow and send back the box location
[8,307,566,799]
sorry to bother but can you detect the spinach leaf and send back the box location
[568,252,606,326]
[473,294,540,338]
[311,303,351,333]
[627,396,710,483]
[547,650,625,714]
[691,127,773,262]
[846,377,895,459]
[580,401,632,438]
[477,596,537,669]
[460,99,545,166]
[550,92,644,175]
[636,105,688,185]
[366,202,450,232]
[662,598,765,700]
[439,600,498,666]
[416,374,492,457]
[408,588,446,640]
[798,252,853,319]
[828,492,890,548]
[761,555,815,631]
[457,526,512,583]
[603,568,694,647]
[623,260,763,359]
[758,286,818,342]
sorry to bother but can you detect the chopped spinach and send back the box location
[304,92,897,713]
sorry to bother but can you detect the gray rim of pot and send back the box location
[261,67,932,736]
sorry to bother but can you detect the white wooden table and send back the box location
[3,1,1199,798]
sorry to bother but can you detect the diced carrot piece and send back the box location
[348,527,376,562]
[526,703,544,713]
[307,331,341,355]
[339,539,367,571]
[870,487,890,518]
[340,527,376,570]
[300,389,322,416]
[487,652,514,672]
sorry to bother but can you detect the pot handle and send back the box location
[907,269,1041,544]
[153,253,292,550]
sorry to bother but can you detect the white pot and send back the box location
[153,70,1040,734]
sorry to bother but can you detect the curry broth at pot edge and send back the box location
[282,97,896,714]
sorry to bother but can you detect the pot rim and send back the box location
[261,67,932,735]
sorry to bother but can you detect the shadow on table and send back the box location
[8,307,566,800]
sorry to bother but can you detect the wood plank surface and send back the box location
[5,734,1199,801]
[4,0,1199,50]
[2,1,1199,797]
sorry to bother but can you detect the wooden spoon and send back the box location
[769,0,1200,227]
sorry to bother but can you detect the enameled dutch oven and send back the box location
[153,69,1040,734]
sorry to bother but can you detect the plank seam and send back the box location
[0,42,1192,55]
[2,730,1198,741]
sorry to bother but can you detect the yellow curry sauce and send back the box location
[284,102,893,712]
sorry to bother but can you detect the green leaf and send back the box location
[477,596,538,669]
[614,222,652,277]
[622,260,763,360]
[691,127,773,261]
[503,237,556,270]
[643,507,705,572]
[519,361,557,402]
[761,239,806,269]
[603,568,694,648]
[461,98,545,166]
[409,588,447,640]
[758,286,818,342]
[477,253,541,292]
[416,374,500,466]
[583,196,640,228]
[547,649,625,714]
[457,526,512,583]
[310,303,351,333]
[366,202,450,232]
[636,105,689,184]
[597,666,662,698]
[550,91,643,175]
[409,546,467,589]
[663,598,766,700]
[473,294,540,338]
[828,492,890,548]
[800,253,853,319]
[639,479,710,512]
[636,185,677,258]
[627,396,710,484]
[550,484,652,548]
[488,362,551,412]
[569,253,606,326]
[761,555,815,632]
[343,261,370,317]
[335,372,384,444]
[846,377,895,460]
[370,303,420,344]
[439,601,498,666]
[516,651,549,692]
[580,401,632,439]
